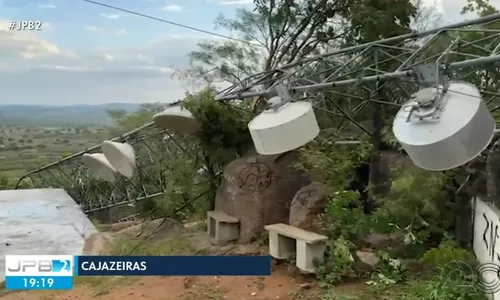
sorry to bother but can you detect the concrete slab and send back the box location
[0,188,98,282]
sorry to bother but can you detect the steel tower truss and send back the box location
[15,13,500,213]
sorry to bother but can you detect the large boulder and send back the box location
[215,152,310,243]
[289,182,327,233]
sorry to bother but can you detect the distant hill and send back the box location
[0,103,141,126]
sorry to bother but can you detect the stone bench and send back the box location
[264,223,327,273]
[207,210,240,243]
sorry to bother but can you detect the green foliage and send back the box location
[130,90,254,218]
[325,190,369,240]
[420,240,475,268]
[107,103,167,134]
[141,154,211,220]
[376,168,453,241]
[182,89,254,167]
[316,236,356,285]
[61,151,73,158]
[341,0,417,43]
[179,0,351,86]
[316,190,373,285]
[0,174,13,190]
[367,251,406,287]
[462,0,497,16]
[296,138,372,193]
[408,277,488,300]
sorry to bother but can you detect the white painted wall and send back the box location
[0,189,98,283]
[473,197,500,300]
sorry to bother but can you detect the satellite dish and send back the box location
[248,99,320,155]
[153,104,200,134]
[101,140,136,179]
[393,81,495,171]
[82,153,117,183]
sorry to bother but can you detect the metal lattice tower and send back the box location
[15,12,500,213]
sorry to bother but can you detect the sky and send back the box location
[0,0,498,106]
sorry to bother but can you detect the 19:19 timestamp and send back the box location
[5,276,73,290]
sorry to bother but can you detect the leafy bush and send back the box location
[376,167,454,245]
[420,240,475,268]
[324,190,369,240]
[181,89,255,211]
[295,138,372,194]
[402,277,488,300]
[316,236,356,285]
[183,89,254,167]
[367,251,406,286]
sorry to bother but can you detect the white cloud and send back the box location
[130,66,175,74]
[100,13,121,19]
[0,18,207,105]
[137,54,153,64]
[162,5,182,11]
[38,4,56,8]
[103,53,114,61]
[0,20,75,60]
[35,65,102,72]
[429,0,500,23]
[83,26,127,35]
[83,25,101,32]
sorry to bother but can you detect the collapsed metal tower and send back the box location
[15,12,500,213]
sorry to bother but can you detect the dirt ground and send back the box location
[0,220,367,300]
[0,265,362,300]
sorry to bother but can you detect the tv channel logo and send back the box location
[5,255,73,276]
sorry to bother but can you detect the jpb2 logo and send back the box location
[5,255,73,276]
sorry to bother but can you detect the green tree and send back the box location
[345,0,416,211]
[182,89,254,210]
[341,0,416,44]
[107,103,168,134]
[0,174,12,190]
[177,0,351,87]
[61,151,73,158]
[183,89,253,166]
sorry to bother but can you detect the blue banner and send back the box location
[75,256,272,276]
[6,276,73,290]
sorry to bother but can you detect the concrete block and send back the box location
[268,231,295,259]
[296,240,326,273]
[207,210,239,243]
[265,223,327,274]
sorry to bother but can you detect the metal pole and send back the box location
[216,54,500,100]
[215,13,500,101]
[16,122,155,181]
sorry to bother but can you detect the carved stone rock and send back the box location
[289,182,327,233]
[215,152,310,243]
